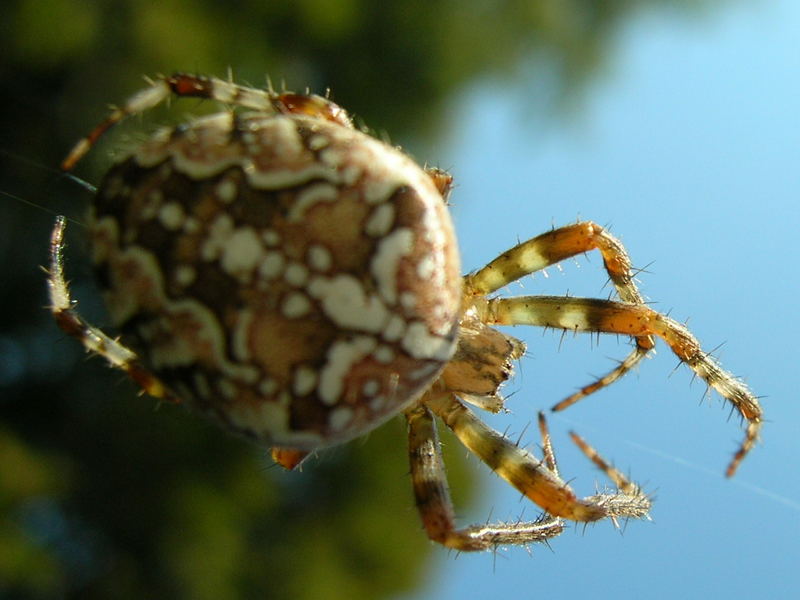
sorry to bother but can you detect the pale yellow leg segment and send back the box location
[476,295,762,476]
[463,221,655,405]
[60,75,283,170]
[62,74,352,171]
[48,217,176,402]
[406,401,564,550]
[61,80,173,170]
[424,392,651,523]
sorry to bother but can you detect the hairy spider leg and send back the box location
[421,391,651,526]
[48,216,177,403]
[50,217,313,467]
[566,427,648,529]
[568,428,640,496]
[406,395,565,551]
[463,221,656,409]
[474,295,761,477]
[61,73,353,171]
[536,411,559,475]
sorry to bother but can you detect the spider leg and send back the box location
[539,411,649,529]
[62,73,352,171]
[552,345,651,412]
[475,295,761,476]
[424,392,651,523]
[464,222,646,304]
[270,447,312,470]
[536,411,559,475]
[464,221,655,406]
[537,410,646,511]
[406,400,564,551]
[424,166,454,200]
[567,427,649,529]
[48,216,176,402]
[569,429,641,498]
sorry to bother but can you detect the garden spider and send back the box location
[50,73,761,551]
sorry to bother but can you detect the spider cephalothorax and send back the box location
[50,73,761,550]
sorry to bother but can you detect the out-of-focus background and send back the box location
[1,1,797,598]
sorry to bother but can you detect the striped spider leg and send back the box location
[407,389,650,551]
[47,215,177,404]
[463,225,762,477]
[464,222,657,411]
[60,73,354,171]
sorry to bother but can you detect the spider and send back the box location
[50,73,761,551]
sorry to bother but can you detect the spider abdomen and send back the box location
[89,112,462,448]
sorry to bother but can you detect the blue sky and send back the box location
[404,1,799,598]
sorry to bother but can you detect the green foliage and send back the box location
[0,428,70,595]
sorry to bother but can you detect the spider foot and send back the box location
[424,393,651,528]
